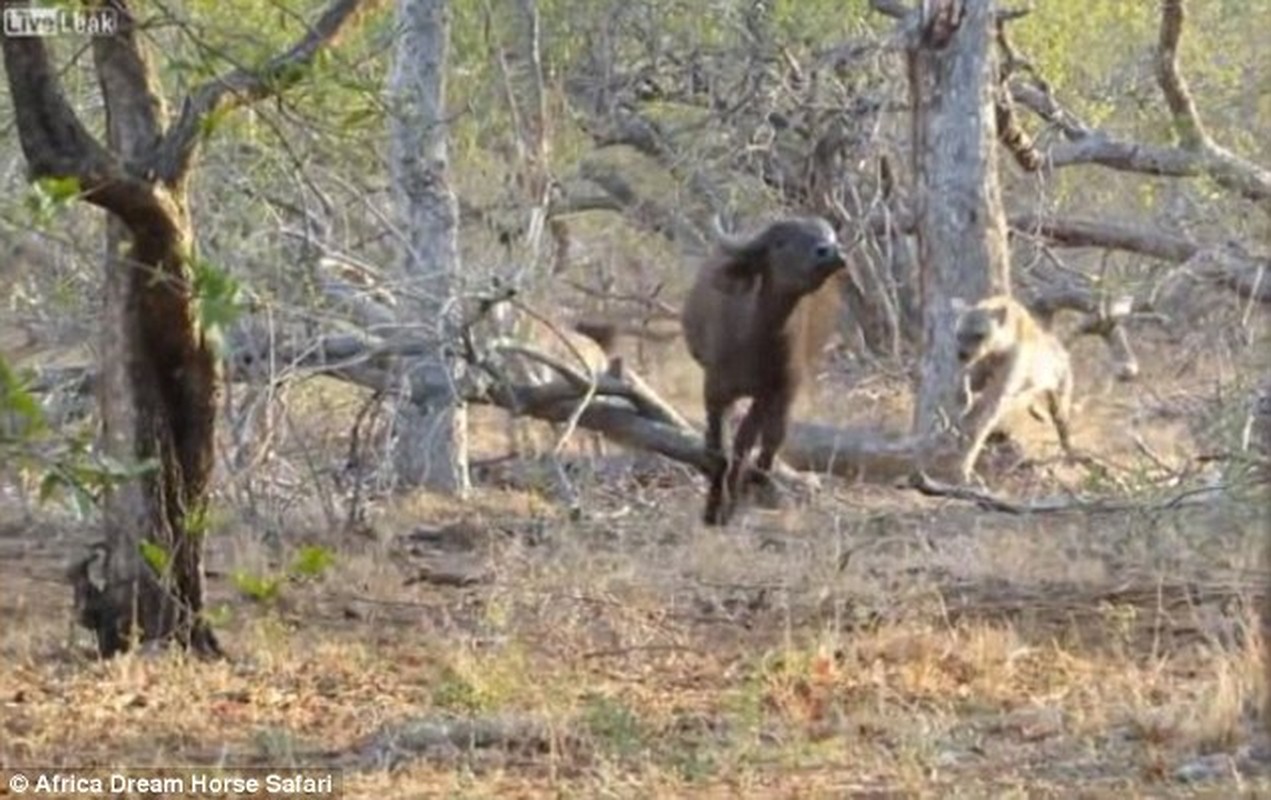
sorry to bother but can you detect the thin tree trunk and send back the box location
[906,0,1012,475]
[516,0,552,263]
[388,0,471,493]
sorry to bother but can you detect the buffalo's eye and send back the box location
[814,243,836,260]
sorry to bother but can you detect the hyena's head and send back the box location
[950,296,1014,365]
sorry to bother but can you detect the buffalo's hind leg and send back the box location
[749,393,792,508]
[703,395,732,525]
[718,398,767,524]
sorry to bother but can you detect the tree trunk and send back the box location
[1255,376,1271,734]
[515,0,552,264]
[2,0,369,656]
[906,0,1012,475]
[99,201,221,656]
[388,0,471,493]
[94,24,220,656]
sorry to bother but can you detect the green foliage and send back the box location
[197,104,234,140]
[0,356,46,443]
[431,666,488,712]
[185,502,222,542]
[231,570,285,605]
[139,540,172,575]
[189,257,246,352]
[37,446,159,521]
[202,602,234,628]
[289,544,336,579]
[230,544,337,605]
[580,693,649,761]
[24,176,81,226]
[4,355,162,520]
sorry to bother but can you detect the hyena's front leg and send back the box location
[958,374,1013,484]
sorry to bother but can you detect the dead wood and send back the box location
[351,714,560,770]
[909,471,1233,515]
[29,328,926,489]
[1001,0,1271,209]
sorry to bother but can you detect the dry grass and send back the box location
[2,315,1270,797]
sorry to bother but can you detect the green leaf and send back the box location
[139,540,171,574]
[203,603,234,627]
[231,570,283,604]
[190,258,247,349]
[289,545,335,579]
[341,106,379,129]
[23,176,81,225]
[36,175,81,203]
[0,356,46,440]
[198,105,234,139]
[36,467,96,520]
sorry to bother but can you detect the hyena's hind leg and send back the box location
[1047,367,1076,456]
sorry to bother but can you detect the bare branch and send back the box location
[93,1,167,154]
[1156,0,1206,149]
[1007,214,1198,262]
[577,161,708,249]
[154,0,376,183]
[870,0,911,19]
[910,472,1228,515]
[871,206,1270,306]
[0,35,182,234]
[1044,133,1205,178]
[995,90,1042,172]
[1002,0,1271,208]
[1008,83,1091,140]
[585,107,726,223]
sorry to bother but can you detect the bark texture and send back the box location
[388,0,471,493]
[1,0,368,656]
[905,0,1012,476]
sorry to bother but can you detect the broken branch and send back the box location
[155,0,376,182]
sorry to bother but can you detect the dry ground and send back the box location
[2,314,1269,798]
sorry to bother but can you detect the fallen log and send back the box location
[22,332,928,488]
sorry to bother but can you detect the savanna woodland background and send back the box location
[2,0,1270,795]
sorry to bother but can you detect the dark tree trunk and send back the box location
[1,0,369,657]
[100,202,221,656]
[86,7,220,656]
[905,0,1012,475]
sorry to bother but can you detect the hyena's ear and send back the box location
[990,305,1010,325]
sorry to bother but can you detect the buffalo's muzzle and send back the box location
[815,243,846,272]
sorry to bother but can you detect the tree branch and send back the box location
[153,0,376,183]
[1007,213,1198,262]
[93,1,167,159]
[1042,133,1203,178]
[577,161,707,249]
[869,0,911,20]
[1156,0,1206,149]
[0,33,180,236]
[1003,0,1271,208]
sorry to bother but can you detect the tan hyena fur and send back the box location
[950,294,1075,483]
